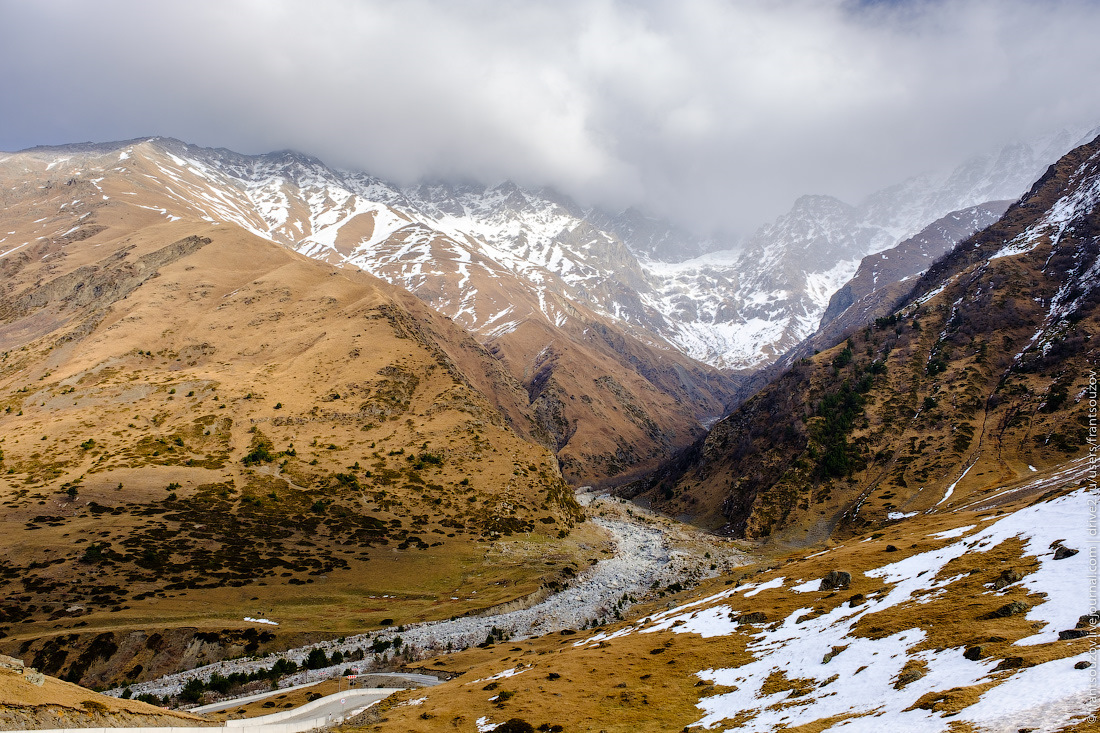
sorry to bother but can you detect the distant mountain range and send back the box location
[13,127,1092,375]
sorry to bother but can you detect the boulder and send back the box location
[992,568,1024,590]
[989,601,1030,618]
[993,656,1029,671]
[1076,661,1093,670]
[1077,613,1099,629]
[1053,546,1079,560]
[1058,629,1091,640]
[964,645,986,661]
[819,570,851,591]
[894,669,925,689]
[738,611,767,625]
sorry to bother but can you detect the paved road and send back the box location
[268,689,399,725]
[191,681,321,714]
[191,672,439,715]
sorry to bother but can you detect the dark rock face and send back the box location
[738,612,768,625]
[819,570,852,591]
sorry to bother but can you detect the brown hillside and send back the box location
[0,158,596,687]
[629,134,1100,544]
[0,658,206,731]
[1,140,742,489]
[348,467,1096,732]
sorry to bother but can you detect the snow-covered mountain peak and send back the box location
[16,128,1090,372]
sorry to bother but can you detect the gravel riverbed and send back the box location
[113,496,745,699]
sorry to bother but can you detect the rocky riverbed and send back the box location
[112,495,750,699]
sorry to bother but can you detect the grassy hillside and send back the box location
[0,159,591,687]
[350,466,1095,731]
[0,660,205,730]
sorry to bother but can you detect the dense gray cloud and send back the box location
[2,0,1099,233]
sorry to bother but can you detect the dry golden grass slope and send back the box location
[0,140,744,492]
[0,150,597,689]
[350,465,1097,733]
[0,663,206,730]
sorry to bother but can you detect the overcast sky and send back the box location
[2,0,1100,233]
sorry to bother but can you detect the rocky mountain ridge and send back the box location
[3,140,742,487]
[15,129,1090,375]
[629,131,1100,543]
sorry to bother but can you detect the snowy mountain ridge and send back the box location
[14,127,1093,371]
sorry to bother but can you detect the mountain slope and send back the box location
[763,200,1014,374]
[628,132,1100,542]
[0,149,604,686]
[0,657,203,730]
[363,467,1096,732]
[3,139,741,487]
[15,130,1081,381]
[820,201,1013,329]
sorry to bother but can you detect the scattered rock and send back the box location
[885,545,899,553]
[819,570,851,591]
[1075,661,1092,670]
[1077,613,1099,629]
[989,601,1030,619]
[992,569,1024,590]
[546,672,560,680]
[1058,629,1091,641]
[894,669,925,689]
[1053,546,1079,560]
[993,657,1030,671]
[964,646,986,661]
[822,645,847,664]
[738,612,767,625]
[848,593,865,607]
